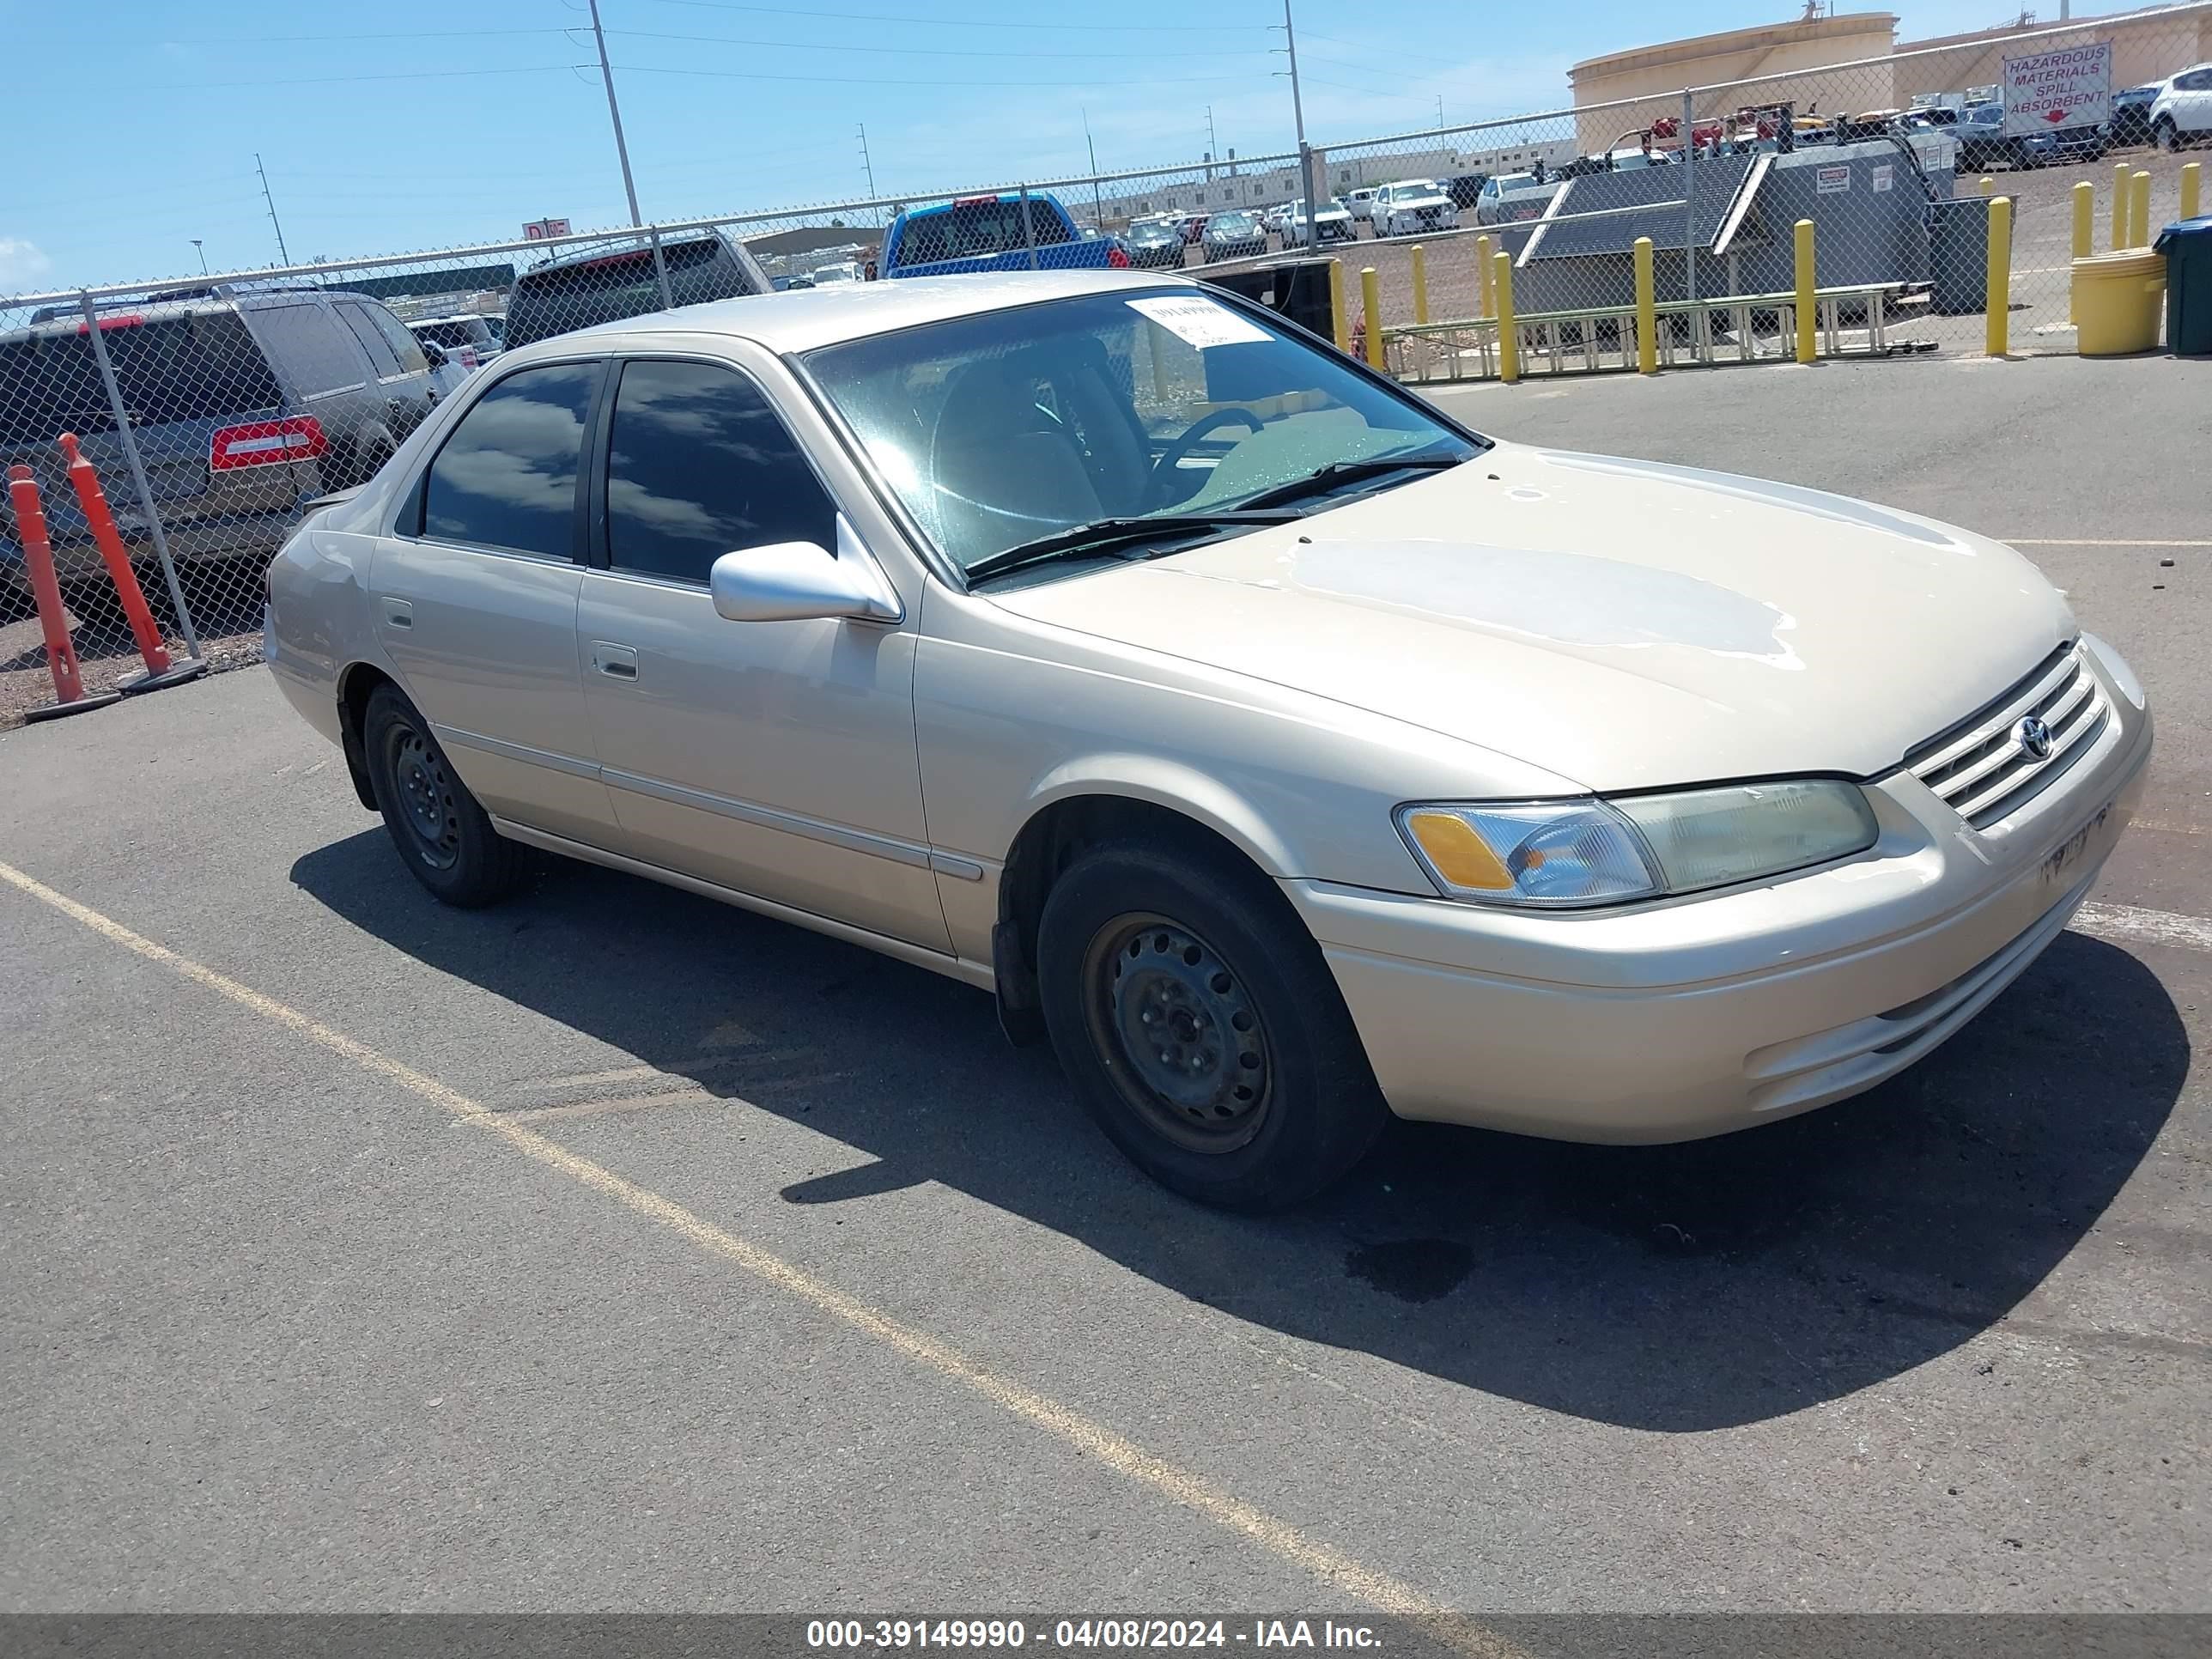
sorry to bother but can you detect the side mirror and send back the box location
[708,518,902,624]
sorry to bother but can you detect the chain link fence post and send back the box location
[1019,187,1041,270]
[647,227,675,310]
[74,290,203,659]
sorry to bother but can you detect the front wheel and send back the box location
[2155,117,2181,153]
[1036,840,1388,1210]
[362,684,522,907]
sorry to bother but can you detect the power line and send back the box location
[612,61,1267,88]
[100,64,583,92]
[153,26,569,44]
[607,26,1267,58]
[634,0,1265,32]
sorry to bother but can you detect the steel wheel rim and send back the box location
[1081,911,1273,1155]
[386,722,461,871]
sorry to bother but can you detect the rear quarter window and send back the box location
[250,304,369,397]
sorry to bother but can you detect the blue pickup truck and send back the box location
[881,191,1132,279]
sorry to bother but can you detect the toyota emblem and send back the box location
[2015,714,2054,760]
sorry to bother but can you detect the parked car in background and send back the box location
[505,229,769,347]
[264,270,2151,1211]
[1124,218,1186,269]
[1200,210,1267,262]
[771,274,816,291]
[407,313,501,373]
[811,260,864,285]
[1475,172,1559,225]
[1346,186,1381,224]
[1177,213,1209,246]
[1285,198,1357,245]
[1954,101,2101,167]
[2106,83,2160,146]
[1374,179,1459,239]
[882,191,1134,278]
[1,284,434,611]
[1446,173,1490,210]
[2150,64,2212,151]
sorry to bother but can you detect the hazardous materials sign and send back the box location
[2002,42,2112,137]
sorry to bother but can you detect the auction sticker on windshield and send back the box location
[1128,295,1272,349]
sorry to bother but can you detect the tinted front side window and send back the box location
[250,304,368,395]
[366,303,429,374]
[422,362,599,557]
[605,359,836,585]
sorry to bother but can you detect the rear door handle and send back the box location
[592,641,640,681]
[383,599,413,629]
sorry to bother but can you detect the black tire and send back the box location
[361,684,522,907]
[1036,837,1387,1210]
[2154,117,2180,153]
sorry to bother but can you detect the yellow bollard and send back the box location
[1978,175,1996,197]
[1475,234,1494,318]
[1986,195,2012,356]
[2113,161,2132,249]
[2130,170,2152,248]
[1633,234,1657,374]
[1492,250,1519,384]
[2071,180,2093,324]
[1793,218,1817,364]
[1410,244,1430,326]
[1328,258,1350,353]
[1360,266,1385,369]
[2184,162,2203,224]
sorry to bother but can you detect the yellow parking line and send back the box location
[0,856,1517,1656]
[2004,538,2212,548]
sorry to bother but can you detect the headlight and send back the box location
[1397,780,1879,909]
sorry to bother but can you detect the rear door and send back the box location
[370,357,621,845]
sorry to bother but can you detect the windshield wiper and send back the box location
[963,511,1300,585]
[1232,450,1469,512]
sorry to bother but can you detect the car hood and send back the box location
[987,444,2074,793]
[1390,193,1453,209]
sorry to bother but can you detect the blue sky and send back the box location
[3,0,2014,295]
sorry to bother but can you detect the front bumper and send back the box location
[1291,640,2153,1142]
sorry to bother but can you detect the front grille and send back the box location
[1907,646,2106,830]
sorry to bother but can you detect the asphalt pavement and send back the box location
[3,353,2207,1625]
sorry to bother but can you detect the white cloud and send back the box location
[0,236,52,289]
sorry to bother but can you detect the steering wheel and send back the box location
[1146,406,1264,506]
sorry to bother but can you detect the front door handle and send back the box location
[591,641,640,681]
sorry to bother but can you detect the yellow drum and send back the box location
[2071,249,2167,355]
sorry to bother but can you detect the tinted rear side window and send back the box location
[505,240,755,347]
[421,362,599,558]
[0,313,281,443]
[251,304,368,396]
[334,301,402,376]
[364,303,428,374]
[605,359,836,585]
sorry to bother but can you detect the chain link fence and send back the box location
[5,3,2209,723]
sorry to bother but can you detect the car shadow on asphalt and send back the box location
[293,831,2187,1434]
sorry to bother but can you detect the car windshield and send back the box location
[803,289,1481,578]
[1210,213,1256,234]
[1130,222,1176,244]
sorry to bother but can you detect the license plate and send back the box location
[2041,799,2115,889]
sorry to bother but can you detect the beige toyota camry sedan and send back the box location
[266,270,2152,1209]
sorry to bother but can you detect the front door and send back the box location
[369,357,621,846]
[574,354,948,954]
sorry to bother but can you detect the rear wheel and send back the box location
[1036,838,1387,1210]
[2155,116,2181,153]
[362,684,522,907]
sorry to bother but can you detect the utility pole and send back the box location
[585,0,672,306]
[254,155,289,265]
[1437,94,1446,129]
[1082,107,1104,228]
[1206,106,1218,181]
[857,123,878,198]
[1276,0,1316,249]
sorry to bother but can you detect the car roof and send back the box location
[557,269,1201,356]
